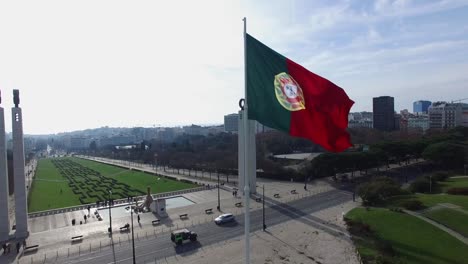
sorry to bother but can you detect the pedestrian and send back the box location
[84,215,87,223]
[87,206,91,216]
[137,214,140,223]
[23,240,26,249]
[2,244,6,254]
[16,242,20,253]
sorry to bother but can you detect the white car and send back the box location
[214,213,235,225]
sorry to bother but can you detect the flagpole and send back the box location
[242,16,251,264]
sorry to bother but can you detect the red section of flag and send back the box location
[286,59,354,152]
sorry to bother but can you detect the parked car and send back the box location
[214,213,235,225]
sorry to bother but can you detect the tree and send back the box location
[89,141,97,151]
[357,177,403,206]
[409,177,433,193]
[422,141,465,169]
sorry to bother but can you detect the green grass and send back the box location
[346,207,468,264]
[439,177,468,192]
[423,208,468,237]
[28,157,198,212]
[28,159,81,212]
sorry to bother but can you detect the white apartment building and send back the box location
[408,115,430,132]
[428,102,468,129]
[224,113,239,133]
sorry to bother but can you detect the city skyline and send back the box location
[1,0,468,134]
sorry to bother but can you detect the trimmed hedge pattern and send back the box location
[51,159,145,204]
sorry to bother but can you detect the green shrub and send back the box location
[431,171,450,182]
[389,207,404,213]
[345,219,372,235]
[447,187,468,195]
[409,177,435,193]
[357,177,404,206]
[398,200,425,210]
[377,240,396,257]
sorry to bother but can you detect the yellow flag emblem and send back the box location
[274,72,306,111]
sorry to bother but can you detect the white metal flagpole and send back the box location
[242,17,251,264]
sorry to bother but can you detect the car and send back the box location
[170,229,197,245]
[214,213,235,225]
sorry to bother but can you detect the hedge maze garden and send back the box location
[51,159,145,204]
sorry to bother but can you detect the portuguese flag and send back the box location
[246,34,354,152]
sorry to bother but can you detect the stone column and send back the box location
[12,90,28,238]
[0,105,10,242]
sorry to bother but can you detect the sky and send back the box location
[1,0,468,134]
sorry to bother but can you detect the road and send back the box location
[59,189,351,264]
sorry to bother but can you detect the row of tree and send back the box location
[303,127,467,178]
[79,126,467,181]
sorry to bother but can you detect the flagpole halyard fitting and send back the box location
[239,99,245,110]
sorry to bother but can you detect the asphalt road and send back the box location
[61,189,352,264]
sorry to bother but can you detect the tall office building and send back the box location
[413,100,431,114]
[373,96,395,131]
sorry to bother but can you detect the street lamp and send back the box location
[108,190,112,233]
[130,198,136,264]
[304,174,307,191]
[262,185,266,231]
[217,172,221,211]
[429,175,432,193]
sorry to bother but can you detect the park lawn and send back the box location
[416,194,468,211]
[439,177,468,192]
[28,158,198,212]
[423,208,468,237]
[34,158,64,180]
[388,194,468,211]
[72,157,197,193]
[28,159,81,212]
[346,207,468,264]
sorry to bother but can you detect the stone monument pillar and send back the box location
[238,110,256,195]
[0,91,10,242]
[12,90,28,238]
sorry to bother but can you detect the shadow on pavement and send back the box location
[174,241,202,256]
[216,221,239,228]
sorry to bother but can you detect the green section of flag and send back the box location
[246,34,291,132]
